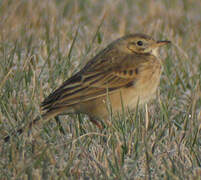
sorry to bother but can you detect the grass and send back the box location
[0,0,201,179]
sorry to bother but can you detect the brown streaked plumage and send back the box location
[4,33,170,142]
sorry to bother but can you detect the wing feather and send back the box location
[41,50,151,111]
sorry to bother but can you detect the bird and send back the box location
[4,33,171,142]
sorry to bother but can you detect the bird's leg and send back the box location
[89,116,106,130]
[55,116,65,135]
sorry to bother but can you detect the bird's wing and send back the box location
[41,51,148,111]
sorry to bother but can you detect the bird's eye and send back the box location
[137,41,143,46]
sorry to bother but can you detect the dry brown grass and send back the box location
[0,0,200,179]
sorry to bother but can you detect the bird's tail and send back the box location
[3,107,67,142]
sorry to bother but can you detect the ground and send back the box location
[0,0,201,179]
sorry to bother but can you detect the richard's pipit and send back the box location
[4,33,170,142]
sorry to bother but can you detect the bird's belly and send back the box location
[110,64,162,111]
[127,67,162,108]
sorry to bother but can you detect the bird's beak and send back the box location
[155,40,171,47]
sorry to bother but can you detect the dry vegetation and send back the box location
[0,0,201,179]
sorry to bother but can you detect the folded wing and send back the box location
[41,50,147,112]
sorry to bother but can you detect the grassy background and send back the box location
[0,0,200,179]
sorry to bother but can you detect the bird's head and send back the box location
[117,33,171,56]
